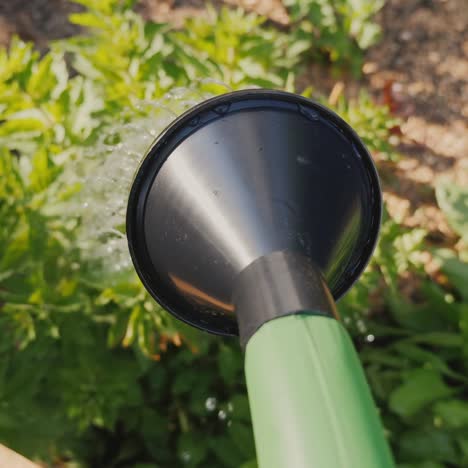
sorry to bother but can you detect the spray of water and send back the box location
[72,82,232,275]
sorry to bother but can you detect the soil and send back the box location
[0,0,81,48]
[365,0,468,241]
[137,0,289,26]
[0,0,466,243]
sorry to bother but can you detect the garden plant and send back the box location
[0,0,467,467]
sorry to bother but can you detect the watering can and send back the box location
[126,89,395,468]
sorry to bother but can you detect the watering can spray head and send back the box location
[126,90,394,468]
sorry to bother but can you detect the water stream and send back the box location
[73,82,232,275]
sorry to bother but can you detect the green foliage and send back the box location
[332,91,401,160]
[436,180,468,245]
[337,190,468,466]
[0,2,298,464]
[283,0,384,73]
[434,179,468,331]
[60,1,301,108]
[1,0,466,467]
[173,6,304,89]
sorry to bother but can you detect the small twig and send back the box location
[328,81,344,106]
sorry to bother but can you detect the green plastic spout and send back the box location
[245,314,395,468]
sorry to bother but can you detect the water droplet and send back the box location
[205,397,217,411]
[214,103,231,115]
[189,116,200,127]
[227,402,234,412]
[218,410,227,421]
[444,294,454,303]
[351,142,362,159]
[67,87,217,276]
[298,104,319,121]
[356,319,367,334]
[181,451,191,463]
[296,154,311,165]
[365,334,375,343]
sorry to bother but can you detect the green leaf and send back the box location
[433,249,468,301]
[386,280,459,332]
[389,369,453,417]
[398,462,445,468]
[405,332,462,348]
[29,147,59,192]
[141,409,169,452]
[434,400,468,429]
[436,180,468,242]
[229,422,255,458]
[210,435,244,468]
[177,432,208,467]
[399,428,458,464]
[218,344,242,383]
[357,22,381,49]
[26,53,67,101]
[0,116,46,136]
[172,368,201,396]
[229,394,251,422]
[69,12,108,29]
[240,460,258,468]
[393,342,467,382]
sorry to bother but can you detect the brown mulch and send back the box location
[0,0,81,48]
[365,0,467,239]
[137,0,289,26]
